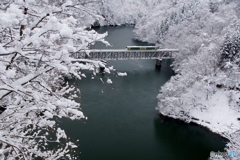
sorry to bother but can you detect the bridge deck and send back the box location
[74,49,179,60]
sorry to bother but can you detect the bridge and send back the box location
[73,48,179,69]
[74,49,179,61]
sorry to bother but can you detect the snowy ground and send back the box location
[158,85,240,159]
[189,89,240,135]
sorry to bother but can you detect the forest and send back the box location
[0,0,239,159]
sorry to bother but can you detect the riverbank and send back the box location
[60,26,228,160]
[87,1,240,156]
[91,24,239,159]
[158,87,240,159]
[129,0,240,158]
[158,88,240,135]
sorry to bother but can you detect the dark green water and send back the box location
[61,26,227,160]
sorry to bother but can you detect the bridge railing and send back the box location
[74,49,179,60]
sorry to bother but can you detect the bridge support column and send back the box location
[155,59,162,68]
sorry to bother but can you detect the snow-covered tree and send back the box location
[220,30,240,67]
[224,131,240,160]
[156,44,220,121]
[133,0,240,157]
[133,0,198,44]
[92,0,160,26]
[0,0,110,159]
[150,0,239,112]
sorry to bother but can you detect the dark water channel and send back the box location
[61,26,227,160]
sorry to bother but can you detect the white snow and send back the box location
[106,78,113,84]
[60,24,73,37]
[117,72,127,76]
[5,69,15,78]
[56,128,67,142]
[108,66,115,71]
[0,44,7,53]
[7,4,23,17]
[100,78,104,84]
[0,0,115,159]
[49,34,60,42]
[189,89,240,134]
[104,67,110,73]
[44,111,54,118]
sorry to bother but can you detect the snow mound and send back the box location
[117,72,127,76]
[106,78,113,84]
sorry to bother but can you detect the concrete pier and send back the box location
[156,59,162,67]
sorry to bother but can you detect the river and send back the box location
[61,26,227,160]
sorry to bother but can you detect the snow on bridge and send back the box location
[73,49,179,60]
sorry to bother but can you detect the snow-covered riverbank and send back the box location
[188,89,239,135]
[158,87,240,138]
[131,0,240,158]
[96,0,240,157]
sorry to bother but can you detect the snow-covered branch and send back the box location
[0,0,110,159]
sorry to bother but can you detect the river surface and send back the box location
[61,26,227,160]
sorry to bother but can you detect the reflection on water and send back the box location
[154,116,227,160]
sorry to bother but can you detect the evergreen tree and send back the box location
[209,0,218,13]
[220,31,240,68]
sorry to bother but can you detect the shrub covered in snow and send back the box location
[0,0,110,159]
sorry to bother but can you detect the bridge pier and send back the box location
[155,59,162,68]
